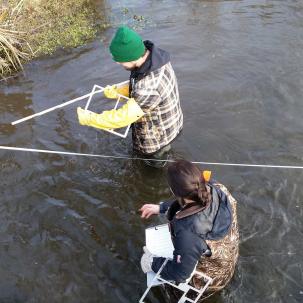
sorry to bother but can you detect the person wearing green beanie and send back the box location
[77,26,183,167]
[109,26,146,63]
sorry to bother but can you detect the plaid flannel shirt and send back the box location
[131,62,183,154]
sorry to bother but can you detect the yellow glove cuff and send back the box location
[104,84,129,99]
[77,107,92,126]
[104,85,118,99]
[116,84,129,98]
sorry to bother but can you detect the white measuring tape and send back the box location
[1,145,303,169]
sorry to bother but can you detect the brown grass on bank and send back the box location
[0,0,106,79]
[0,0,32,79]
[0,28,32,77]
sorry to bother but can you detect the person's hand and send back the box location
[139,204,160,219]
[140,246,154,273]
[104,85,118,99]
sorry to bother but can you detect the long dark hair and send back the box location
[167,160,211,207]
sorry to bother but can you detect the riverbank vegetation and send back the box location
[0,0,107,79]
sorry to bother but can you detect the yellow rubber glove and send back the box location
[104,84,129,99]
[77,98,144,130]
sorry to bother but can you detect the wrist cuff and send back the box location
[159,201,165,214]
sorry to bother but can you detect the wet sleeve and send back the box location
[151,230,207,283]
[77,98,144,130]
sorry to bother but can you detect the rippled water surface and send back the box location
[1,0,303,302]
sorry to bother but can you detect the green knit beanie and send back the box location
[109,26,145,62]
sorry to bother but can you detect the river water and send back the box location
[0,0,303,302]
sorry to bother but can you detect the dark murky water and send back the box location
[1,0,303,302]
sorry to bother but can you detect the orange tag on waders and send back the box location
[202,170,212,182]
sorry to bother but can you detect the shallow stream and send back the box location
[0,0,303,302]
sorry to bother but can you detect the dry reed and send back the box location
[0,0,32,79]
